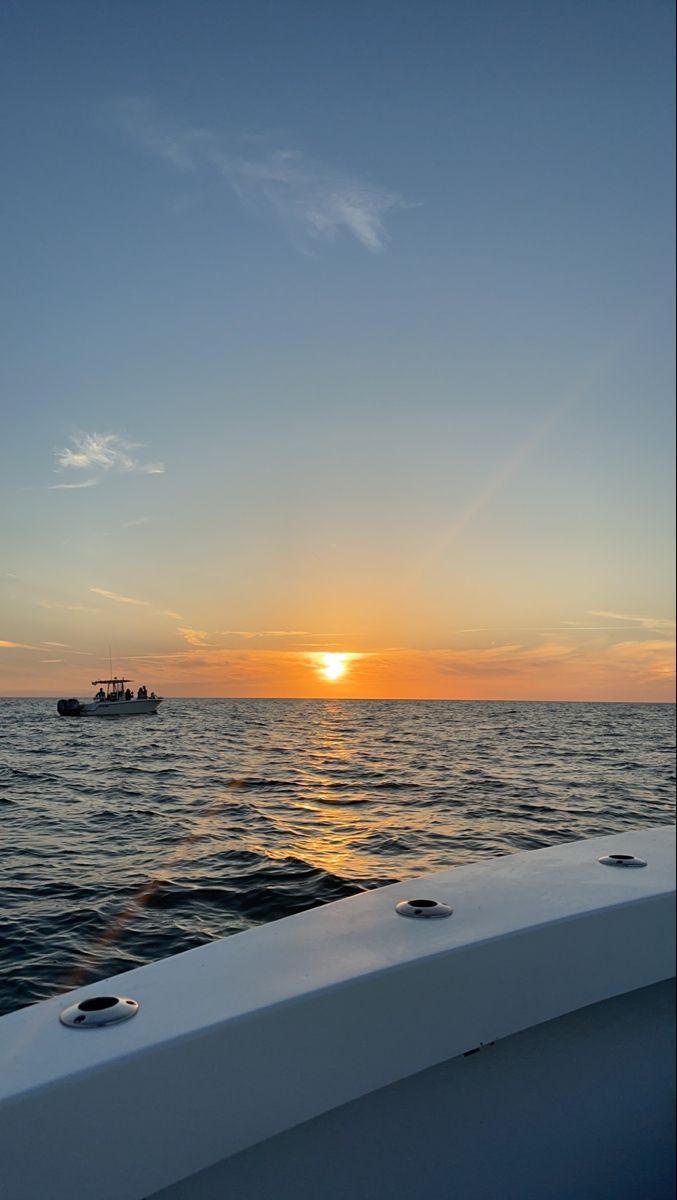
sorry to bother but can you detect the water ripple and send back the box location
[0,698,674,1016]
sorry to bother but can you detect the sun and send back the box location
[319,653,348,682]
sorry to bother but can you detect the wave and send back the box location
[1,697,674,1017]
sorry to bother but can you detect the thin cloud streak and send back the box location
[220,629,310,639]
[410,348,622,590]
[179,627,315,646]
[455,624,638,634]
[115,98,410,253]
[457,622,666,634]
[91,587,151,606]
[50,478,99,490]
[589,610,676,634]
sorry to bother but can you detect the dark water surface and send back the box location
[1,698,674,1016]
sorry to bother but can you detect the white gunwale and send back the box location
[0,825,674,1200]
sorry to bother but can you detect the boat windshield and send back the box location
[92,678,133,700]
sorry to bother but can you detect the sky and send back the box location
[1,0,675,700]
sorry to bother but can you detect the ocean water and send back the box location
[0,698,674,1017]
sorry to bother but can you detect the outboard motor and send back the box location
[57,698,82,717]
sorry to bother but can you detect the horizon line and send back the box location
[1,694,674,706]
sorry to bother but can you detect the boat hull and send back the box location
[80,698,162,717]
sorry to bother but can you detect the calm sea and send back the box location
[1,698,674,1016]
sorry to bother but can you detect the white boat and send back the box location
[56,676,163,717]
[0,826,674,1199]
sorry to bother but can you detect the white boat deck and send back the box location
[0,826,674,1199]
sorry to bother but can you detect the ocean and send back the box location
[1,697,674,1017]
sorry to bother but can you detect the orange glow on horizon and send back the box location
[2,636,674,703]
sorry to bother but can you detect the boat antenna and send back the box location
[109,643,113,678]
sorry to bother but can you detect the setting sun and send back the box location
[319,653,348,682]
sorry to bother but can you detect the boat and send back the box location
[56,677,163,717]
[0,825,673,1199]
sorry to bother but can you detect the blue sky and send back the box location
[1,0,675,698]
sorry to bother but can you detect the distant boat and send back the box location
[56,677,163,717]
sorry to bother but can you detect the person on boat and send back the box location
[125,688,132,701]
[150,691,156,700]
[96,688,105,701]
[138,685,147,699]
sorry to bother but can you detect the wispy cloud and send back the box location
[91,587,151,606]
[123,515,153,528]
[115,98,409,254]
[588,610,675,635]
[52,432,164,488]
[178,626,314,648]
[457,624,598,634]
[220,629,310,639]
[178,627,210,646]
[432,641,578,678]
[606,638,676,679]
[158,609,183,620]
[50,478,99,490]
[1,640,38,650]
